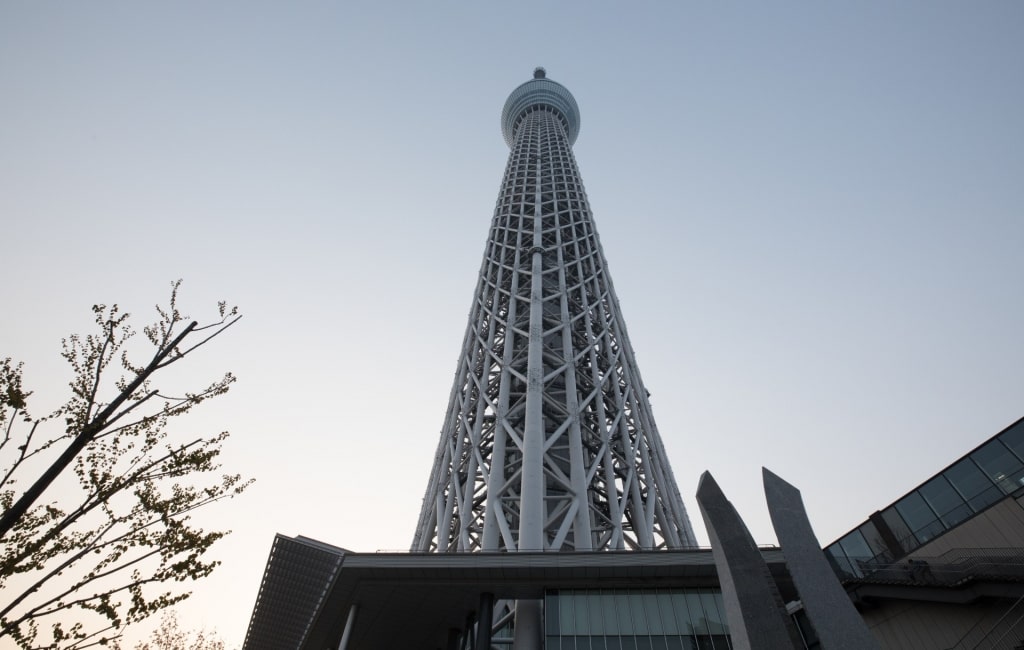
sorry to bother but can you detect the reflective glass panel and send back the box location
[603,592,620,635]
[857,521,890,561]
[659,590,680,635]
[543,590,731,650]
[998,421,1024,462]
[629,593,649,634]
[560,590,576,634]
[919,475,971,528]
[894,491,943,544]
[589,592,607,636]
[699,590,727,636]
[685,593,708,635]
[880,506,916,553]
[574,592,591,634]
[712,591,730,637]
[615,591,634,635]
[644,593,665,634]
[547,592,560,635]
[837,530,872,564]
[825,543,857,578]
[671,591,695,635]
[971,440,1024,494]
[946,458,1002,511]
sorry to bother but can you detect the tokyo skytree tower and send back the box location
[413,69,697,556]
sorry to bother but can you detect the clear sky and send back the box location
[2,2,1022,647]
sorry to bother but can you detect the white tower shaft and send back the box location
[413,71,696,558]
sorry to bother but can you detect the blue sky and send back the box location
[2,2,1022,646]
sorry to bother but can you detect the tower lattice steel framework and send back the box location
[413,69,697,559]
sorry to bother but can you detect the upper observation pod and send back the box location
[500,67,581,147]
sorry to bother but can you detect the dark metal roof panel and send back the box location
[242,535,346,650]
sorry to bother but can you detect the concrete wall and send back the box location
[863,599,1021,650]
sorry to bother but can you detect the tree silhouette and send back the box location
[0,281,251,649]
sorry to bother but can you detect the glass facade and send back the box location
[826,417,1024,578]
[544,588,731,650]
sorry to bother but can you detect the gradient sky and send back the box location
[2,2,1022,647]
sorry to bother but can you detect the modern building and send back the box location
[244,538,783,650]
[242,70,1024,650]
[825,414,1024,649]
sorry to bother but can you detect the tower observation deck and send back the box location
[413,68,697,559]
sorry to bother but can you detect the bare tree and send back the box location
[124,609,228,650]
[0,281,251,649]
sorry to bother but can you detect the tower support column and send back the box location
[512,599,543,650]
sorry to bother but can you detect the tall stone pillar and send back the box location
[696,471,802,650]
[764,468,881,649]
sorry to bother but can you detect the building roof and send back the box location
[243,537,790,650]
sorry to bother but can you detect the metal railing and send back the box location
[839,547,1024,587]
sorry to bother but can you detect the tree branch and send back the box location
[0,322,196,539]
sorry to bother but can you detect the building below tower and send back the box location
[244,415,1024,650]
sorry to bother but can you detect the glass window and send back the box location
[581,593,598,634]
[629,593,649,634]
[998,421,1024,463]
[971,440,1024,494]
[880,506,916,554]
[670,591,694,635]
[919,475,971,528]
[894,492,943,544]
[696,590,723,636]
[644,593,665,634]
[547,592,561,635]
[945,458,1002,511]
[574,592,591,634]
[603,592,620,635]
[658,590,680,635]
[615,591,634,635]
[711,591,730,636]
[825,543,857,579]
[685,593,708,636]
[856,521,891,562]
[560,590,576,635]
[837,530,872,565]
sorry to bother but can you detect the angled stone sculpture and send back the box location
[764,467,882,649]
[696,472,802,650]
